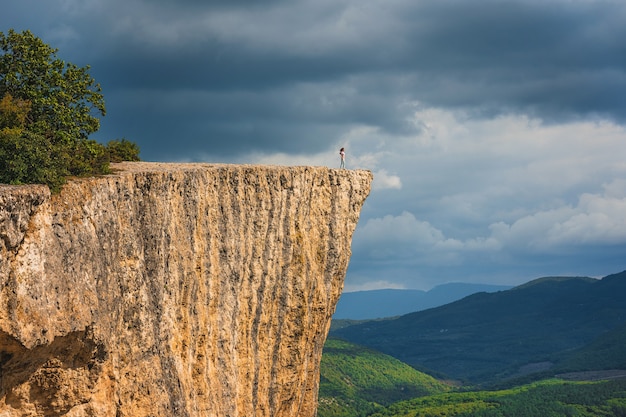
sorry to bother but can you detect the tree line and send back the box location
[365,379,626,417]
[0,29,140,193]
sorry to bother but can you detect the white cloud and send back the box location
[241,151,331,167]
[372,169,402,190]
[490,182,626,250]
[346,109,626,288]
[604,178,626,199]
[355,210,504,256]
[133,103,626,288]
[343,280,406,292]
[355,212,441,248]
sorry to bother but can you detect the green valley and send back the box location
[320,271,626,416]
[332,271,626,385]
[368,379,626,417]
[318,338,451,417]
[318,338,626,417]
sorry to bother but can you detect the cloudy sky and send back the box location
[4,0,626,290]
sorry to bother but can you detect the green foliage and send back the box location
[367,379,626,417]
[323,273,626,416]
[0,93,30,130]
[318,338,450,417]
[0,129,66,192]
[0,29,140,192]
[68,139,111,177]
[0,29,104,140]
[107,138,141,163]
[555,321,626,373]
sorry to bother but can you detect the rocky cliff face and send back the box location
[0,162,372,417]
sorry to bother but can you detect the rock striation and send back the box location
[0,162,372,417]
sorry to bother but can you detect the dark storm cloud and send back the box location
[393,1,626,120]
[149,0,291,10]
[89,0,626,157]
[5,0,621,158]
[96,76,412,160]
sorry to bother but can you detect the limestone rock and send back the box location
[0,162,372,417]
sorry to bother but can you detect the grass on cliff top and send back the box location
[318,338,451,417]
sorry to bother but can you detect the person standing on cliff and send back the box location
[339,147,346,169]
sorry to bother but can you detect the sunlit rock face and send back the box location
[0,162,371,417]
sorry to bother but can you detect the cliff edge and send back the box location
[0,162,372,417]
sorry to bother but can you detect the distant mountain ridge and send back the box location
[333,283,512,319]
[333,271,626,385]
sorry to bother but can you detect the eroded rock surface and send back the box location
[0,162,372,417]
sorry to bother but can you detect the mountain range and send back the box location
[333,283,512,319]
[332,271,626,386]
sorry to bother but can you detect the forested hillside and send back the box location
[555,321,626,373]
[367,379,626,417]
[318,335,626,416]
[318,338,451,417]
[333,271,626,385]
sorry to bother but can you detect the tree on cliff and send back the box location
[0,29,140,192]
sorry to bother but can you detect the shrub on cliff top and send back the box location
[107,138,141,163]
[0,29,140,193]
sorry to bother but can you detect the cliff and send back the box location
[0,162,372,417]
